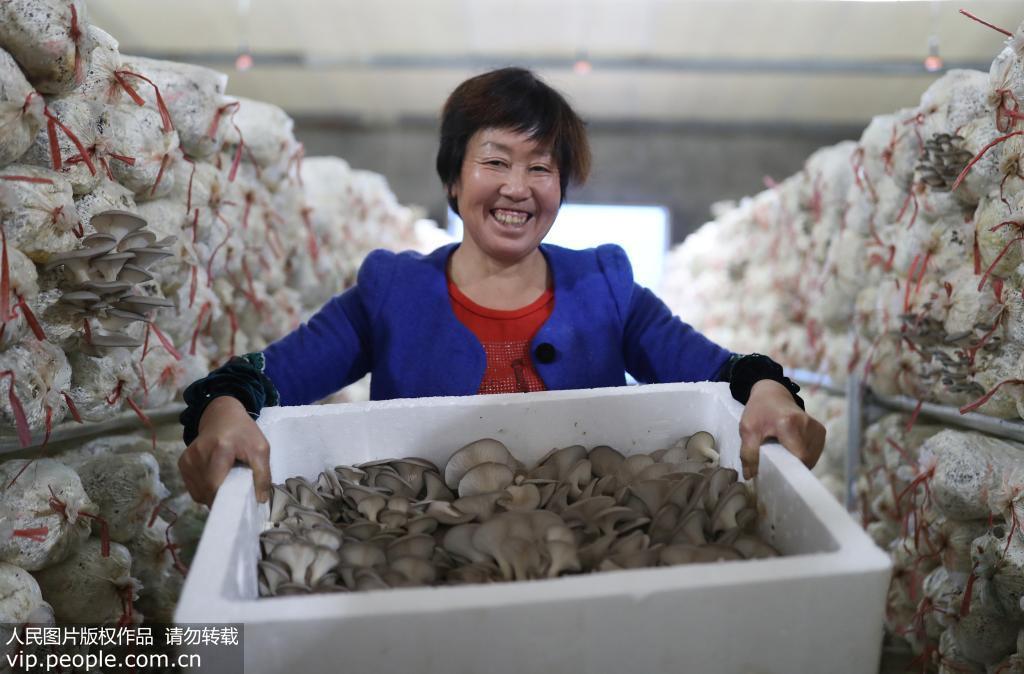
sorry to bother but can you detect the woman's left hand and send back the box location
[738,379,826,479]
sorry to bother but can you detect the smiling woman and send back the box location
[177,66,824,507]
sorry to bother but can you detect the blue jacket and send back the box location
[261,242,733,405]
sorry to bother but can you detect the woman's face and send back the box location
[451,127,561,264]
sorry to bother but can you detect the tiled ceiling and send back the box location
[86,0,1023,125]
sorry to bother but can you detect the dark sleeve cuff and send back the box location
[179,352,280,445]
[715,353,805,410]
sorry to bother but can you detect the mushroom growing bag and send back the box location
[0,47,43,168]
[0,458,95,570]
[0,0,92,96]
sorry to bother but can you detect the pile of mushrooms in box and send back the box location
[258,432,781,596]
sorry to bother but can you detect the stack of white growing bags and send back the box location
[662,13,1024,667]
[0,0,430,626]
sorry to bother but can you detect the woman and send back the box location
[179,67,825,506]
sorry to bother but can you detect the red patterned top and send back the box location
[448,279,554,394]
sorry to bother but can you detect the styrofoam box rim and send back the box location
[177,382,890,626]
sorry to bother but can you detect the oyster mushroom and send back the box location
[702,467,739,512]
[378,509,408,530]
[423,471,455,501]
[96,308,148,332]
[90,210,146,241]
[58,290,102,310]
[386,534,435,562]
[442,524,488,564]
[710,483,750,535]
[671,510,709,546]
[115,264,154,285]
[539,445,588,480]
[458,462,514,498]
[259,529,295,557]
[627,480,672,517]
[560,496,617,529]
[335,466,366,483]
[452,492,504,521]
[82,280,134,298]
[114,295,175,314]
[444,438,515,490]
[269,485,299,524]
[356,494,387,522]
[342,521,381,541]
[338,541,386,569]
[615,453,655,485]
[588,445,625,477]
[305,527,343,550]
[564,459,592,499]
[91,251,135,282]
[127,247,173,269]
[45,248,105,284]
[81,332,144,356]
[609,530,650,556]
[686,431,719,464]
[604,548,660,570]
[405,515,439,535]
[390,557,437,586]
[258,560,290,596]
[117,230,157,252]
[497,483,541,511]
[545,540,580,577]
[425,500,475,525]
[650,503,682,544]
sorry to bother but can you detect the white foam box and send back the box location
[176,382,891,674]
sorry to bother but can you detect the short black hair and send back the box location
[436,67,591,215]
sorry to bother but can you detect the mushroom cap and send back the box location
[355,494,387,522]
[126,247,173,269]
[443,524,489,564]
[422,470,455,501]
[444,438,514,489]
[91,251,135,282]
[496,483,541,511]
[258,560,290,595]
[117,230,157,252]
[452,492,504,521]
[81,232,119,254]
[269,485,299,523]
[58,290,102,309]
[304,527,343,550]
[733,534,779,559]
[615,453,655,485]
[424,500,475,525]
[671,509,709,546]
[338,540,386,568]
[702,467,739,512]
[458,462,514,498]
[96,308,148,332]
[710,482,750,535]
[686,431,719,463]
[545,540,581,577]
[45,247,105,284]
[85,332,144,349]
[537,445,588,480]
[114,295,175,313]
[390,556,437,586]
[588,445,625,477]
[342,521,381,541]
[386,533,435,562]
[82,280,134,298]
[90,210,147,239]
[116,263,154,285]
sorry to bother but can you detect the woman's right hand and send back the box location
[178,395,272,506]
